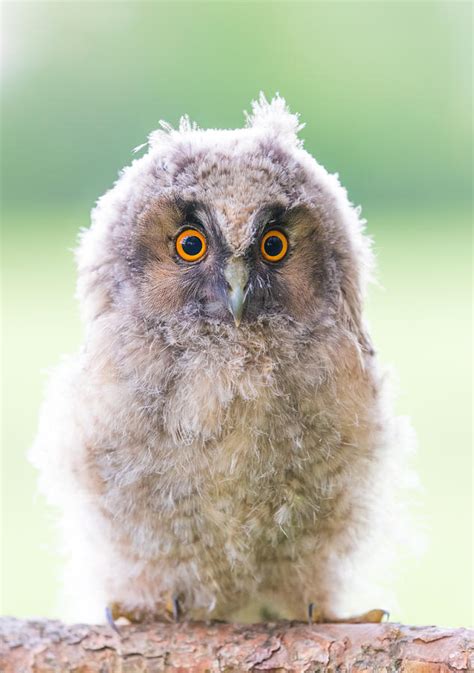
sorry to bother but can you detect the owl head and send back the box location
[78,94,372,347]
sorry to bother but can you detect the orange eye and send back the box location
[176,229,207,262]
[260,229,289,262]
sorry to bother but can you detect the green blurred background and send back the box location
[1,1,472,627]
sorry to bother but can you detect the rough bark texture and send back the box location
[0,618,472,673]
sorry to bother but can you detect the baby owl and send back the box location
[31,94,412,624]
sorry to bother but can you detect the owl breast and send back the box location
[95,327,355,577]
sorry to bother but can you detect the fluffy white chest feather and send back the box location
[93,331,346,561]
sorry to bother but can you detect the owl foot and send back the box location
[338,608,389,624]
[307,604,388,624]
[107,594,183,624]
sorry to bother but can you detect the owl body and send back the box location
[31,96,411,623]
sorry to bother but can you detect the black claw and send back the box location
[172,595,182,622]
[383,610,390,622]
[105,606,121,636]
[307,602,315,625]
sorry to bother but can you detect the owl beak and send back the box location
[224,257,249,327]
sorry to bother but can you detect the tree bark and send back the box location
[0,617,472,672]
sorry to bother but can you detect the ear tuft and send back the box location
[178,114,200,133]
[147,115,200,149]
[147,119,174,149]
[245,92,305,146]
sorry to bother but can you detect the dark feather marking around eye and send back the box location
[183,212,204,229]
[173,198,202,227]
[174,199,223,244]
[180,262,212,296]
[253,204,288,234]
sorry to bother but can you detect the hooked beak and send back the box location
[224,257,249,327]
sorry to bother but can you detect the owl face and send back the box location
[133,194,333,329]
[81,95,371,340]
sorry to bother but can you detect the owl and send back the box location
[30,94,414,625]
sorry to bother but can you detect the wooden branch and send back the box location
[0,617,472,672]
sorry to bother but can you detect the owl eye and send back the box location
[176,229,207,262]
[260,229,289,263]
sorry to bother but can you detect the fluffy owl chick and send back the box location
[31,94,413,624]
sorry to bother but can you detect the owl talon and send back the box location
[172,595,182,622]
[307,602,323,624]
[105,606,121,635]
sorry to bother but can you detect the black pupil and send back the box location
[264,235,283,258]
[182,235,202,256]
